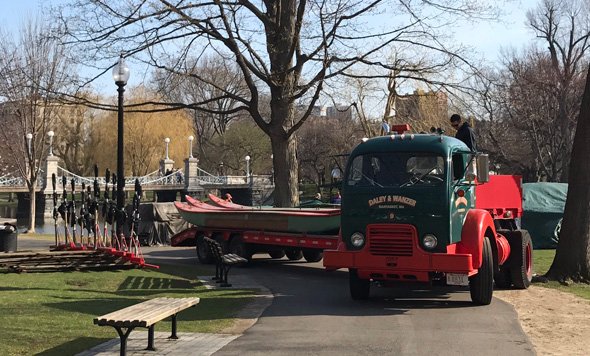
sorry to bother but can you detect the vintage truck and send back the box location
[323,128,533,305]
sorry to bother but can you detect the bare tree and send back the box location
[474,51,586,182]
[545,65,590,282]
[153,56,248,160]
[527,0,590,181]
[60,0,503,206]
[0,18,76,232]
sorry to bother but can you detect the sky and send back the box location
[1,0,541,91]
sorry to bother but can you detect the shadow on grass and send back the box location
[44,295,254,321]
[35,337,111,356]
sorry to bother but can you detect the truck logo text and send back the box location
[368,195,416,208]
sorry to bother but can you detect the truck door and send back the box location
[450,153,475,243]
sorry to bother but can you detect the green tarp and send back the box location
[521,183,567,249]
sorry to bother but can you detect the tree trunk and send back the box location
[271,133,299,207]
[545,67,590,282]
[28,186,36,233]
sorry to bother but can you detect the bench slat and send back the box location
[94,297,199,328]
[95,298,199,327]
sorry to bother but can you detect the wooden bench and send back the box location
[204,236,247,287]
[94,297,199,356]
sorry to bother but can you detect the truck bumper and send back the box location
[323,242,477,282]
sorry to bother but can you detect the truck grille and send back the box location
[367,224,415,256]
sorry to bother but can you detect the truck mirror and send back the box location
[476,154,490,183]
[465,157,476,182]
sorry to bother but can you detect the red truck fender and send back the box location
[457,209,496,270]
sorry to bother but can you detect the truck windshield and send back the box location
[346,152,445,188]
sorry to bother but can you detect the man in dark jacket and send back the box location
[450,114,477,151]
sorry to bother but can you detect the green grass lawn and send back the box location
[0,264,254,356]
[533,249,590,301]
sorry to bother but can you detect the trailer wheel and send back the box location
[469,236,493,305]
[302,249,323,263]
[285,249,303,261]
[269,250,286,259]
[196,233,214,264]
[229,236,252,262]
[349,269,370,300]
[510,230,533,289]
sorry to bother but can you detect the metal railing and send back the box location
[1,165,274,190]
[0,171,44,187]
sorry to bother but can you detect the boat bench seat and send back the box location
[94,297,199,356]
[204,236,247,287]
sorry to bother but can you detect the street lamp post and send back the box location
[188,136,194,158]
[245,155,251,178]
[26,133,33,157]
[47,131,54,156]
[164,137,170,160]
[112,54,130,229]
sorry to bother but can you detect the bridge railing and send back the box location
[0,174,25,187]
[57,167,165,186]
[0,171,44,188]
[1,165,274,190]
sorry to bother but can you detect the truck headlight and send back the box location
[350,232,365,248]
[422,234,438,249]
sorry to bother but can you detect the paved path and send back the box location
[216,258,535,356]
[14,240,535,355]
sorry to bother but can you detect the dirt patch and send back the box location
[495,286,590,356]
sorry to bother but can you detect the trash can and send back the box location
[0,223,18,252]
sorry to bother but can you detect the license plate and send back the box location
[446,273,469,286]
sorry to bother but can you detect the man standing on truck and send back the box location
[450,114,477,151]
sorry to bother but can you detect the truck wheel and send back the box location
[302,249,323,263]
[494,264,512,289]
[285,249,303,261]
[349,269,370,300]
[269,250,286,259]
[469,236,494,305]
[196,233,214,264]
[510,230,533,289]
[229,237,252,262]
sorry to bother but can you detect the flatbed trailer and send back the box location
[171,226,339,264]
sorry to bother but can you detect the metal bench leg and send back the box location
[220,265,232,287]
[215,262,223,283]
[114,326,134,356]
[146,325,156,351]
[170,313,179,339]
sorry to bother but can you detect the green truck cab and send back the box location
[323,130,533,305]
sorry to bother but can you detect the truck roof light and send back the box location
[410,134,415,140]
[361,137,368,143]
[390,135,395,140]
[400,134,405,140]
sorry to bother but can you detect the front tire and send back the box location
[349,269,370,300]
[470,236,494,305]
